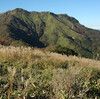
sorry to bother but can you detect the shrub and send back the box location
[51,45,78,56]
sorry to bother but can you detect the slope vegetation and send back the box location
[0,45,100,98]
[0,8,100,58]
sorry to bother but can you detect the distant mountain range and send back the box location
[0,8,100,58]
[97,29,100,31]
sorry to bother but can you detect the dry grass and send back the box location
[0,45,100,69]
[0,45,100,98]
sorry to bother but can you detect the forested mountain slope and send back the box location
[0,8,100,58]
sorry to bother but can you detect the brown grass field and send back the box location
[0,45,100,99]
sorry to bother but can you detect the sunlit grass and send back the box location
[0,45,100,98]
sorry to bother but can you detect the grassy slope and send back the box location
[0,45,100,98]
[0,8,100,58]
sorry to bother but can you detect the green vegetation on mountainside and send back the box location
[0,8,100,58]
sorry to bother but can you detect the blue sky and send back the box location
[0,0,100,29]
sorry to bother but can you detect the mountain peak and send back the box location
[0,8,100,58]
[0,8,29,17]
[13,8,29,13]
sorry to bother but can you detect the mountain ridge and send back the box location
[0,8,100,58]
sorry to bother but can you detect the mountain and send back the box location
[97,29,100,31]
[0,8,100,58]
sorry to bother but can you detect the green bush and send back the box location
[51,45,78,56]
